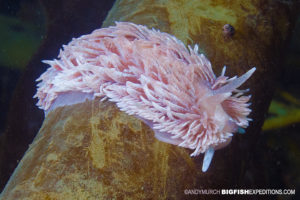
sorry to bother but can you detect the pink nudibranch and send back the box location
[34,22,255,172]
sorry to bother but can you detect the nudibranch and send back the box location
[34,22,255,172]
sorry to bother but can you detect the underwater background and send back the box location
[0,0,299,199]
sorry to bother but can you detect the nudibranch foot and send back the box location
[44,91,95,116]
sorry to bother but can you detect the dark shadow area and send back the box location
[0,0,115,191]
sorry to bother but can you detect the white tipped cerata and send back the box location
[34,22,255,170]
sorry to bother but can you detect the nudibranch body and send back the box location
[34,22,255,172]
